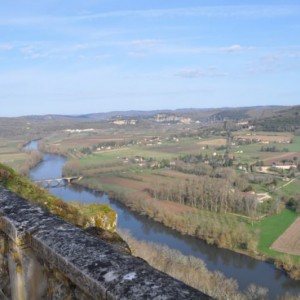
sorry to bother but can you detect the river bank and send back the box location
[74,178,300,281]
[26,140,300,297]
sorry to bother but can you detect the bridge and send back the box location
[34,176,83,188]
[0,187,211,299]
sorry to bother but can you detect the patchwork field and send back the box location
[254,209,299,257]
[0,138,29,170]
[271,218,300,256]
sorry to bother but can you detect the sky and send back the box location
[0,0,300,117]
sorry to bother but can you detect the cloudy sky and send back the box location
[1,0,299,116]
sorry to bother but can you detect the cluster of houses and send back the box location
[271,162,297,170]
[112,119,137,126]
[154,114,192,124]
[65,128,95,133]
[136,136,162,146]
[121,156,177,169]
[111,113,193,126]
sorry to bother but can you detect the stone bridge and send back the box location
[34,176,82,188]
[0,187,211,300]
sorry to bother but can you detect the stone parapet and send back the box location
[0,187,211,299]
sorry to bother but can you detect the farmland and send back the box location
[0,107,300,278]
[271,217,300,256]
[63,125,300,266]
[0,137,36,173]
[254,209,299,257]
[51,126,299,256]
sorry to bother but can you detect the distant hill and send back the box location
[77,110,170,120]
[251,106,300,132]
[4,105,292,127]
[202,106,285,123]
[1,105,295,138]
[19,106,285,122]
[208,108,250,121]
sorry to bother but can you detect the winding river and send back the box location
[25,141,300,298]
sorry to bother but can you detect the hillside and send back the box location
[252,106,300,132]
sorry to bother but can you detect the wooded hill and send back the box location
[251,106,300,133]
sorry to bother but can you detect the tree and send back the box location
[245,284,269,300]
[62,160,83,176]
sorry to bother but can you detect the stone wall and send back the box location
[0,187,211,300]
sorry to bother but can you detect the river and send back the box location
[25,141,300,298]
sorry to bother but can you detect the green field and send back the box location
[254,209,299,257]
[234,144,262,164]
[80,146,177,165]
[279,180,300,197]
[0,138,29,170]
[286,136,300,152]
[3,122,299,259]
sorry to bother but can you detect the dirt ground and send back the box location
[98,172,195,215]
[153,170,200,180]
[235,134,292,143]
[100,175,150,191]
[271,218,300,256]
[263,152,299,165]
[129,190,194,215]
[198,138,227,146]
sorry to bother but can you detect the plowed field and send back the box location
[271,218,300,255]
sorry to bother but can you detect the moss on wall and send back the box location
[0,163,117,232]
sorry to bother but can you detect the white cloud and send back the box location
[20,46,35,54]
[19,45,49,59]
[130,39,160,49]
[95,54,112,60]
[247,48,300,74]
[125,39,161,59]
[175,68,228,78]
[128,52,145,59]
[1,5,300,27]
[0,43,13,50]
[157,44,252,56]
[72,43,90,50]
[222,44,242,53]
[75,5,300,20]
[18,42,96,60]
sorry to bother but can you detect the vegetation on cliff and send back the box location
[69,202,116,232]
[0,162,116,232]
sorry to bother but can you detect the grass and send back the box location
[287,136,300,152]
[0,137,31,171]
[230,134,300,164]
[233,144,263,164]
[101,183,135,194]
[254,209,299,257]
[250,183,270,193]
[279,180,300,197]
[81,176,136,194]
[80,151,121,164]
[186,208,249,227]
[0,153,27,162]
[0,152,29,172]
[79,137,231,168]
[80,146,176,166]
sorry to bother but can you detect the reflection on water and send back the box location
[26,141,300,298]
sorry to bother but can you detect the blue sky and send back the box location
[0,0,299,116]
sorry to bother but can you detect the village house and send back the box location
[272,163,297,170]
